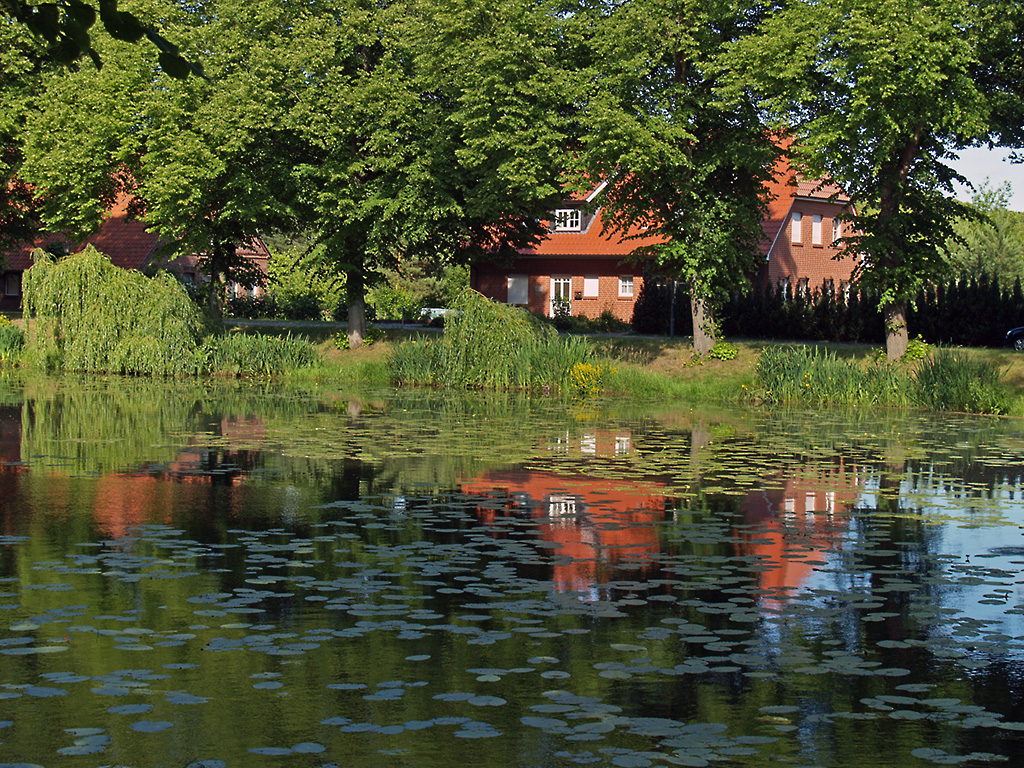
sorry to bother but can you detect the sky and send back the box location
[947,146,1024,211]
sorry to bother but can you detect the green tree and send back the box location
[0,18,44,254]
[943,182,1024,284]
[20,0,306,318]
[571,0,776,356]
[288,0,572,347]
[725,0,1024,359]
[1,0,197,76]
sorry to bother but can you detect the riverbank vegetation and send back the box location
[19,247,321,377]
[5,265,1023,415]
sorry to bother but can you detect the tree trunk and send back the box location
[691,293,715,357]
[205,239,230,323]
[883,299,908,361]
[347,268,366,350]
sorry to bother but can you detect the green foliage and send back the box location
[912,347,1008,414]
[0,315,25,364]
[197,330,319,378]
[387,290,604,392]
[366,282,423,322]
[22,245,205,375]
[755,344,1009,413]
[334,326,385,350]
[903,336,931,361]
[2,0,199,76]
[756,345,914,407]
[705,340,738,361]
[943,182,1024,285]
[263,234,345,321]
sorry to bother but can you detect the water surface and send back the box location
[1,375,1023,767]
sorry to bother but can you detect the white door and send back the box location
[550,276,571,316]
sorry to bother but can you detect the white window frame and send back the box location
[832,217,843,243]
[583,275,599,298]
[507,273,528,305]
[4,273,21,297]
[618,276,634,298]
[550,276,572,316]
[791,211,802,243]
[553,209,582,232]
[812,214,822,245]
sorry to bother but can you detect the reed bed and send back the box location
[756,344,1009,414]
[198,331,320,377]
[388,290,607,393]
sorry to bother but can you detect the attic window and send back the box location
[833,218,842,243]
[812,214,822,245]
[791,212,802,243]
[554,209,581,232]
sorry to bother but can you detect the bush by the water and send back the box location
[22,247,319,377]
[756,345,1008,413]
[388,290,604,393]
[199,331,320,377]
[23,246,206,375]
[0,316,24,365]
[912,348,1008,414]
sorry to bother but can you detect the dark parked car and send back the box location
[1007,327,1024,350]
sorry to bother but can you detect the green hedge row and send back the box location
[633,275,1024,347]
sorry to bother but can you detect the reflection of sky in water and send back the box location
[795,472,1024,649]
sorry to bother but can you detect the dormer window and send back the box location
[554,209,581,232]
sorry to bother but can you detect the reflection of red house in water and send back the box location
[737,464,861,601]
[89,416,266,540]
[463,466,667,594]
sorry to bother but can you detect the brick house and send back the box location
[471,163,859,321]
[2,194,270,313]
[471,180,662,323]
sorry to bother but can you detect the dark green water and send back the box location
[1,374,1023,768]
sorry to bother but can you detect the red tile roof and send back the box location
[520,156,851,261]
[3,195,161,271]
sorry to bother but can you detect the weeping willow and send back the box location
[22,246,206,375]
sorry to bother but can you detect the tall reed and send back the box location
[387,290,605,393]
[912,348,1008,414]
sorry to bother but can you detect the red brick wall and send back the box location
[766,200,858,291]
[473,257,644,321]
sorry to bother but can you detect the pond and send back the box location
[1,374,1024,768]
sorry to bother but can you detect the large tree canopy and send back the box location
[571,0,777,355]
[725,0,1024,359]
[20,0,311,317]
[1,0,197,76]
[288,0,574,346]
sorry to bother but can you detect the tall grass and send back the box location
[0,317,24,365]
[388,290,606,393]
[912,348,1009,414]
[755,345,1009,414]
[198,331,320,377]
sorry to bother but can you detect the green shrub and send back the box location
[903,335,931,361]
[912,348,1008,414]
[705,340,738,361]
[387,290,604,392]
[0,317,24,365]
[22,246,205,375]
